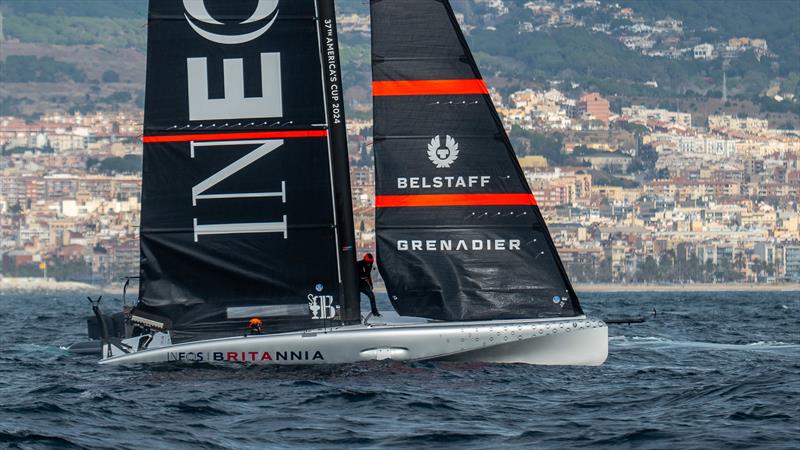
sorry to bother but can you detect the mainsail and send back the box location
[370,0,583,321]
[138,0,358,338]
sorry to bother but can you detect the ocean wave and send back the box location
[169,401,228,416]
[745,340,793,346]
[298,389,380,404]
[3,292,799,449]
[610,335,799,350]
[588,428,678,446]
[383,431,504,445]
[0,430,82,448]
[1,402,72,415]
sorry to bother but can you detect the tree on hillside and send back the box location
[102,70,120,83]
[0,55,86,83]
[635,256,659,283]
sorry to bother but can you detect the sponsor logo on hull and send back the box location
[167,350,325,362]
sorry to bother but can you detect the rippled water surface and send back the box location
[1,291,798,449]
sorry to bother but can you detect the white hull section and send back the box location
[100,316,608,366]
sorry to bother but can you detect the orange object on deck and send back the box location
[248,318,263,334]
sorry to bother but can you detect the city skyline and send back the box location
[1,0,799,287]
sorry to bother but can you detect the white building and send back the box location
[693,43,716,60]
[708,115,769,134]
[620,35,655,50]
[652,133,737,158]
[622,105,692,128]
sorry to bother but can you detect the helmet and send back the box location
[249,317,262,327]
[364,253,375,262]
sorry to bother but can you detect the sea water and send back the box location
[0,291,798,449]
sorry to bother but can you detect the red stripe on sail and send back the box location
[143,130,328,143]
[372,79,489,96]
[375,193,537,208]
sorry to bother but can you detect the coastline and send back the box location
[0,277,98,294]
[372,283,800,294]
[573,282,800,293]
[0,277,118,294]
[2,277,798,295]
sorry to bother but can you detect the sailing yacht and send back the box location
[82,0,607,366]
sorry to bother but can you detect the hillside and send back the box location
[1,0,144,17]
[617,0,800,75]
[456,1,797,101]
[0,0,798,121]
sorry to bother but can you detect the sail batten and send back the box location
[370,0,583,321]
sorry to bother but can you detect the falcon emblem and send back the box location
[427,135,460,169]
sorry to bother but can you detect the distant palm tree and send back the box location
[704,258,715,283]
[750,259,765,282]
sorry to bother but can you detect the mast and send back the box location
[370,0,583,321]
[316,0,360,322]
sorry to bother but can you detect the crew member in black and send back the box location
[358,253,380,317]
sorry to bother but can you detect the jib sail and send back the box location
[138,0,358,338]
[370,0,583,321]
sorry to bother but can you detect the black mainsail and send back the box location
[370,0,583,321]
[138,0,358,338]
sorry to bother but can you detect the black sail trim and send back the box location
[315,0,360,321]
[439,0,582,316]
[137,0,359,338]
[370,0,584,321]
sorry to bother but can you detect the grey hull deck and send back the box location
[99,316,608,366]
